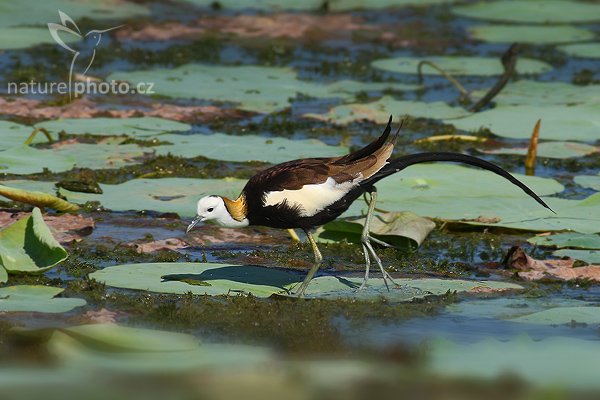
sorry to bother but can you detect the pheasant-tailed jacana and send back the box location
[187,116,553,296]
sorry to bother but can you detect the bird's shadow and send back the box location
[161,265,301,290]
[161,265,361,292]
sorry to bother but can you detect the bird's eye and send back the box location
[207,207,214,212]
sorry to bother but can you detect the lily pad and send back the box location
[0,207,68,274]
[527,233,600,250]
[482,141,598,159]
[429,336,600,389]
[452,0,600,23]
[553,249,600,264]
[50,140,150,170]
[0,27,78,50]
[448,104,600,142]
[305,95,467,125]
[0,0,148,29]
[36,117,191,137]
[60,178,245,217]
[510,307,600,325]
[316,211,435,249]
[575,173,600,191]
[471,80,600,107]
[62,323,199,352]
[0,184,78,212]
[90,261,522,300]
[0,146,76,175]
[154,133,348,163]
[0,285,85,313]
[47,329,272,373]
[467,25,595,44]
[558,43,600,59]
[109,64,419,113]
[371,56,551,76]
[0,121,43,151]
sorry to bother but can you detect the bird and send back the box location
[186,116,553,297]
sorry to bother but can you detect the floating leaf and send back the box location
[575,173,600,191]
[316,211,435,249]
[305,95,467,125]
[553,249,600,265]
[154,133,348,163]
[470,80,600,106]
[510,307,600,325]
[482,141,598,159]
[109,64,419,113]
[0,121,45,151]
[371,56,551,76]
[47,329,272,373]
[36,117,191,137]
[0,207,68,274]
[0,27,78,50]
[527,233,600,250]
[467,25,594,44]
[506,246,600,282]
[0,146,76,175]
[452,0,600,23]
[429,336,600,389]
[62,324,199,353]
[0,285,85,313]
[448,104,600,141]
[558,43,600,59]
[59,178,245,218]
[90,261,522,300]
[0,184,79,212]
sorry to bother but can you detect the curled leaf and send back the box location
[0,184,79,212]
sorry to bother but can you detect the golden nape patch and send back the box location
[223,195,248,222]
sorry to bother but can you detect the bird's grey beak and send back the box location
[186,216,203,233]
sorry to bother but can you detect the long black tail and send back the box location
[366,152,555,213]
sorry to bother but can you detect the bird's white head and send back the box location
[186,195,248,232]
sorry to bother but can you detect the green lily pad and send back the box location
[0,27,78,50]
[510,307,600,325]
[448,104,600,142]
[316,211,435,249]
[0,285,85,313]
[0,146,76,175]
[305,95,467,125]
[471,80,600,107]
[482,141,598,159]
[527,233,600,250]
[467,25,595,44]
[36,117,191,137]
[452,0,600,23]
[0,207,67,274]
[51,141,150,170]
[47,330,272,373]
[109,65,419,113]
[0,121,44,151]
[371,56,552,76]
[575,173,600,191]
[553,249,600,264]
[0,267,7,284]
[558,43,600,59]
[0,0,148,29]
[90,261,522,300]
[154,133,348,163]
[429,336,600,389]
[60,178,245,217]
[62,323,200,352]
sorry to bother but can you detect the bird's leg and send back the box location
[360,188,398,291]
[294,229,323,297]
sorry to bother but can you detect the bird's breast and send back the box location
[262,177,358,218]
